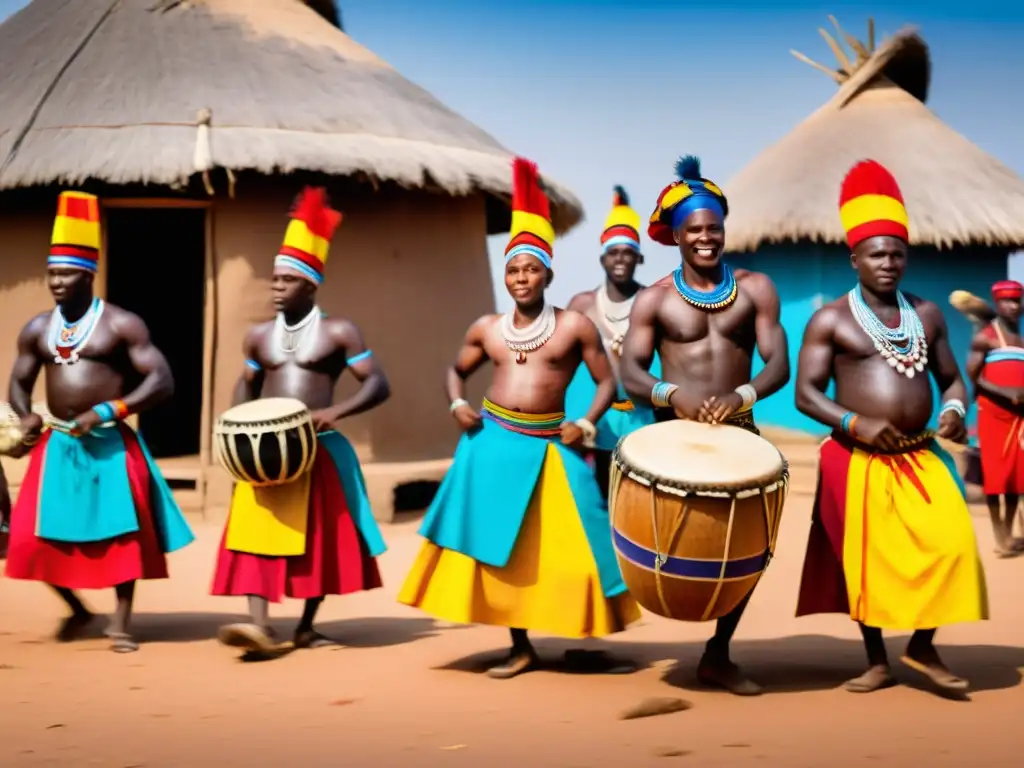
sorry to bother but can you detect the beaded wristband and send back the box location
[940,399,966,419]
[651,381,679,408]
[734,383,757,412]
[449,398,469,413]
[92,400,130,424]
[840,411,858,436]
[575,418,598,449]
[244,358,262,372]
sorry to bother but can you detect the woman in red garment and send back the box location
[966,280,1024,556]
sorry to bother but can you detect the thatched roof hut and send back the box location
[0,0,584,519]
[723,17,1024,434]
[726,19,1024,252]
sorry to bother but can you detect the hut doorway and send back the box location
[103,205,207,462]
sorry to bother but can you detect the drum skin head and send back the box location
[617,420,784,490]
[219,397,308,424]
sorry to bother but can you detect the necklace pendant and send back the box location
[515,350,528,364]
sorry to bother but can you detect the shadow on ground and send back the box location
[434,633,1024,696]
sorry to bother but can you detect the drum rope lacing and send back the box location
[610,444,790,621]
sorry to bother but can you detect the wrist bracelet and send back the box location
[941,399,966,419]
[734,383,757,412]
[651,381,679,408]
[92,400,130,424]
[840,411,858,436]
[449,398,469,413]
[575,418,598,448]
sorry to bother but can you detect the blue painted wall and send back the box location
[728,244,1011,436]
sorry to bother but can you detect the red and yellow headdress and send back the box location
[839,160,909,250]
[601,186,641,254]
[992,280,1023,301]
[275,187,343,285]
[49,191,101,273]
[504,157,555,268]
[648,156,728,246]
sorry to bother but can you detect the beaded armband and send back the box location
[92,399,130,424]
[840,411,858,437]
[651,381,679,409]
[244,359,262,372]
[347,349,373,367]
[940,399,967,419]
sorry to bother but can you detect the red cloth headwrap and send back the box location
[992,280,1024,300]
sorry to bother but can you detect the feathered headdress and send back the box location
[647,155,728,246]
[275,186,343,285]
[601,185,641,254]
[838,160,908,250]
[505,157,555,267]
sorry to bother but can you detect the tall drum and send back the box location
[214,398,317,487]
[609,420,788,622]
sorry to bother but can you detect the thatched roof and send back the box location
[0,0,583,233]
[725,17,1024,252]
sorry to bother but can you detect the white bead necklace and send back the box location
[47,298,105,365]
[847,286,928,378]
[594,283,636,356]
[500,303,557,364]
[273,304,321,360]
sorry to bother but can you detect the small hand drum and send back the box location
[214,398,317,487]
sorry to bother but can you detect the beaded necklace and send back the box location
[46,297,104,365]
[847,285,928,378]
[272,304,321,360]
[594,283,636,356]
[500,303,557,364]
[672,264,737,311]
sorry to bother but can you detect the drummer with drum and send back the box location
[212,187,390,656]
[621,155,791,696]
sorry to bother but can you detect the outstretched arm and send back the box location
[8,316,46,418]
[620,288,661,405]
[575,314,616,425]
[794,307,848,431]
[118,312,174,414]
[444,317,491,405]
[323,320,391,422]
[232,327,265,406]
[747,273,790,400]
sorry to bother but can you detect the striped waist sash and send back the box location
[611,399,635,412]
[482,398,563,437]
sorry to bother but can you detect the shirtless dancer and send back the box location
[965,280,1024,555]
[399,159,640,678]
[621,156,790,696]
[4,191,194,653]
[795,160,987,694]
[566,186,656,498]
[213,187,390,654]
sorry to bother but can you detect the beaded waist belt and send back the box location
[482,398,563,437]
[831,429,936,454]
[611,399,635,412]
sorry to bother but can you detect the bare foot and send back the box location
[106,631,139,654]
[696,654,763,696]
[844,664,897,693]
[293,629,337,649]
[486,650,538,680]
[217,623,278,654]
[55,610,96,642]
[900,647,968,692]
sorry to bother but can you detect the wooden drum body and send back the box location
[214,398,317,487]
[609,420,789,622]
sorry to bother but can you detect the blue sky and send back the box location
[3,0,1023,308]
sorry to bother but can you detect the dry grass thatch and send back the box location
[724,17,1024,252]
[0,0,583,233]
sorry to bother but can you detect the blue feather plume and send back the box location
[674,155,701,181]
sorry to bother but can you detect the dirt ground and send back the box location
[1,488,1021,768]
